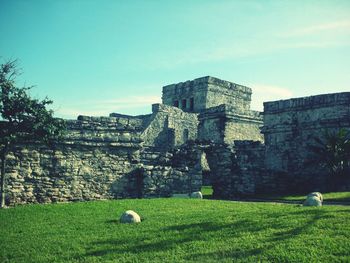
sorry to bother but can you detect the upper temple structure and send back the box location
[111,76,263,151]
[3,76,350,205]
[162,76,252,112]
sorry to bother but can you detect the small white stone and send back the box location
[190,191,203,199]
[303,196,322,206]
[120,210,141,223]
[307,192,323,202]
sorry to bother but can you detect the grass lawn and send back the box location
[251,191,350,203]
[1,199,350,262]
[201,185,213,199]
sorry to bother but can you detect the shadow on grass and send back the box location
[252,191,350,204]
[83,208,339,261]
[105,219,119,224]
[84,221,253,258]
[324,197,350,203]
[186,209,335,261]
[186,247,266,262]
[202,194,212,199]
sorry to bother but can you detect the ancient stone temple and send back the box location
[163,76,264,144]
[262,92,350,193]
[3,76,350,205]
[110,76,263,149]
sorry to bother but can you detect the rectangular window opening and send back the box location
[189,98,194,111]
[174,100,179,107]
[181,99,187,109]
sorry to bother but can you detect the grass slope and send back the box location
[1,199,350,262]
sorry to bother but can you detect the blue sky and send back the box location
[1,0,349,119]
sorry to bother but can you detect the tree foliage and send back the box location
[0,60,66,208]
[309,128,350,178]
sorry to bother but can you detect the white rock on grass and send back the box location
[307,192,323,202]
[303,196,322,207]
[190,191,203,199]
[120,210,141,223]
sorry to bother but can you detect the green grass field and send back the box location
[1,199,350,262]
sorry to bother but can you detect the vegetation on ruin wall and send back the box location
[0,60,65,208]
[1,199,350,262]
[308,128,350,183]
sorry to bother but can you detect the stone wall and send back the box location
[262,92,350,193]
[141,104,199,150]
[201,143,235,199]
[140,145,202,197]
[196,141,267,199]
[4,116,144,205]
[198,104,264,144]
[231,141,268,196]
[197,107,225,143]
[3,115,203,205]
[205,77,252,111]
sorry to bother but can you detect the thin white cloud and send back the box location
[81,95,161,107]
[250,84,293,111]
[141,19,350,70]
[282,41,349,49]
[281,20,350,37]
[144,38,350,70]
[54,95,161,119]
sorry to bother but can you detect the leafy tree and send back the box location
[0,60,66,208]
[308,128,350,189]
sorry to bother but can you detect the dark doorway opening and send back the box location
[199,151,213,199]
[181,99,187,109]
[189,97,194,111]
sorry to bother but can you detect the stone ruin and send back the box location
[3,76,350,205]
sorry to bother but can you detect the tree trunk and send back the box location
[0,145,9,208]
